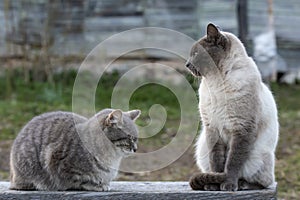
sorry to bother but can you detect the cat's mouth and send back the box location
[185,62,202,77]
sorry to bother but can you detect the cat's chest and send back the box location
[199,88,227,119]
[198,83,234,133]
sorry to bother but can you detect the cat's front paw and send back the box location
[81,182,110,192]
[100,184,110,192]
[220,180,238,191]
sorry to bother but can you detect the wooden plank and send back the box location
[0,181,277,200]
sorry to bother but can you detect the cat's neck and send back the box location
[75,119,123,165]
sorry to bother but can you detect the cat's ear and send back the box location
[105,109,123,127]
[207,23,227,47]
[207,23,222,41]
[207,23,220,37]
[126,110,141,121]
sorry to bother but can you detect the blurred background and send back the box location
[0,0,299,199]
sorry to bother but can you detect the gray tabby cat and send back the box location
[10,109,141,191]
[186,23,279,191]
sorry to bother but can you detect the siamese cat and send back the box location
[186,23,279,191]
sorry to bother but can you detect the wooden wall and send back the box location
[0,0,299,69]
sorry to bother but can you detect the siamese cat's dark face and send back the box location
[185,23,231,77]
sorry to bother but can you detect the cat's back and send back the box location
[12,111,87,151]
[31,111,87,125]
[31,111,87,130]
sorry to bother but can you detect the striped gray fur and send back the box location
[10,109,140,191]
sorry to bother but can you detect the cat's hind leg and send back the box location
[9,166,36,190]
[10,182,36,190]
[242,152,275,189]
[238,179,265,190]
[10,175,36,191]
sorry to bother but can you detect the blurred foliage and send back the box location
[0,69,194,140]
[0,70,299,199]
[271,83,300,199]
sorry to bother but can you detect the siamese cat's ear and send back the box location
[207,23,227,47]
[126,110,141,121]
[105,109,123,127]
[207,23,222,41]
[207,23,219,37]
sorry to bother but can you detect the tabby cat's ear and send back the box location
[105,109,123,127]
[126,110,141,121]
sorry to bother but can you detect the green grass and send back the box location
[0,69,187,140]
[0,70,74,140]
[271,83,300,199]
[0,71,299,199]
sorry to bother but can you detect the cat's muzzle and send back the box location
[132,143,137,152]
[185,61,192,68]
[185,61,201,77]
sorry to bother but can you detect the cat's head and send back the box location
[185,23,231,77]
[99,109,141,155]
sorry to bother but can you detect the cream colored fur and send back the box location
[195,32,279,188]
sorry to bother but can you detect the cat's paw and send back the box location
[80,183,110,192]
[100,184,110,192]
[204,184,220,191]
[88,185,110,192]
[220,181,238,191]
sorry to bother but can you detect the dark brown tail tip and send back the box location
[189,174,204,190]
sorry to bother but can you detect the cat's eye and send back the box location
[194,52,198,56]
[129,135,137,142]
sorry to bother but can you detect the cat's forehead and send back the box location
[193,34,210,48]
[190,41,201,54]
[191,43,198,52]
[190,36,208,55]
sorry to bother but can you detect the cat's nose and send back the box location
[185,62,191,68]
[133,144,137,152]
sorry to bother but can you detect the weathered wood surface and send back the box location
[0,181,277,200]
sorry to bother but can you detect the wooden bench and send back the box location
[0,181,277,200]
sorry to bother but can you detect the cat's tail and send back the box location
[189,172,226,190]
